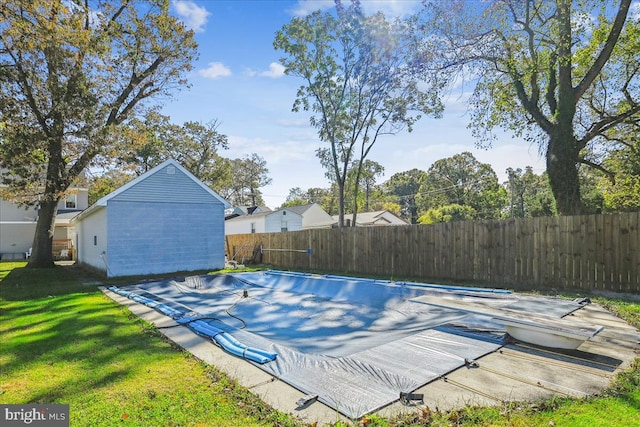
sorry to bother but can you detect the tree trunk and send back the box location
[27,199,57,268]
[409,200,418,224]
[546,133,581,215]
[337,180,346,227]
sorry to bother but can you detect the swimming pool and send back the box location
[110,270,588,418]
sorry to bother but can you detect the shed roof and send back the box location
[74,159,230,222]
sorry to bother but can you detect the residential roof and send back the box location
[224,207,300,222]
[284,203,316,215]
[332,210,408,226]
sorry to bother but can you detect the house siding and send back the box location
[225,217,265,235]
[0,199,37,254]
[77,208,107,272]
[265,210,302,233]
[106,200,225,277]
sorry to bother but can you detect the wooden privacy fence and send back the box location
[225,212,640,293]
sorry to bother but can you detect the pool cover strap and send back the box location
[108,286,277,364]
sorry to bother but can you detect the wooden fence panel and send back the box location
[224,212,640,293]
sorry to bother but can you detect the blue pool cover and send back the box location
[112,270,589,419]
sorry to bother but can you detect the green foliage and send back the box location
[87,169,135,205]
[343,159,385,215]
[282,186,339,214]
[579,167,605,214]
[418,203,476,224]
[225,154,272,207]
[417,152,506,219]
[275,0,444,225]
[382,169,426,224]
[599,133,640,212]
[505,167,557,218]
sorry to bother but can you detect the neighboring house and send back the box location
[224,205,271,220]
[332,210,409,227]
[0,184,88,260]
[73,159,229,277]
[286,203,336,229]
[225,208,302,235]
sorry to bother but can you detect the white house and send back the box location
[285,203,336,229]
[0,183,88,260]
[73,159,229,277]
[332,210,409,227]
[225,208,303,235]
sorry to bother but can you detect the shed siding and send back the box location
[112,163,214,204]
[77,208,107,272]
[106,200,225,277]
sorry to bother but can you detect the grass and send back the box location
[1,261,639,427]
[0,262,299,427]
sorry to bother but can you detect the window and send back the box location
[283,211,286,215]
[281,221,288,232]
[93,236,97,246]
[65,194,77,209]
[250,223,256,234]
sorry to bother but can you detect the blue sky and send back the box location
[162,0,548,208]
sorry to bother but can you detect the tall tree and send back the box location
[116,113,233,194]
[382,168,426,224]
[504,167,556,217]
[0,0,197,267]
[163,119,230,189]
[599,124,640,211]
[417,152,507,219]
[422,0,640,215]
[275,0,443,226]
[225,154,272,207]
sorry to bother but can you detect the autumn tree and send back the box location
[87,169,134,205]
[275,0,443,226]
[422,0,640,215]
[0,0,197,267]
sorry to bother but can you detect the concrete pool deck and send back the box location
[101,285,640,425]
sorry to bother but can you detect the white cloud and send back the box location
[290,0,422,18]
[198,62,232,79]
[260,62,286,78]
[290,0,334,17]
[173,0,210,33]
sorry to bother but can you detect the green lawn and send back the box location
[0,262,298,427]
[1,262,638,427]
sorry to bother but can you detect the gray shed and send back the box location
[74,159,229,277]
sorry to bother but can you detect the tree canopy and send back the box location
[382,169,426,224]
[417,152,507,220]
[421,0,640,215]
[0,0,197,267]
[275,0,444,226]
